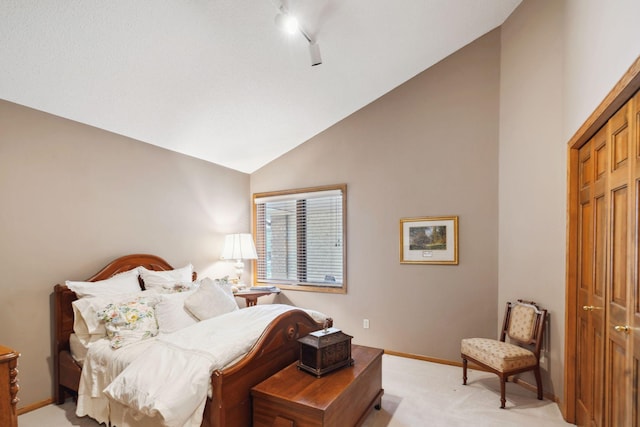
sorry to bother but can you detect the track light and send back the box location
[274,4,322,67]
[274,12,299,35]
[308,41,322,66]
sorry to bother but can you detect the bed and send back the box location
[53,253,331,427]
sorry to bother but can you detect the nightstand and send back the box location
[234,288,280,307]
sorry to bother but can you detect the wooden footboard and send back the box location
[203,309,330,427]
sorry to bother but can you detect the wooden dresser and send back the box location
[0,346,19,427]
[252,344,383,427]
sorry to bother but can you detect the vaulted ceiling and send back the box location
[1,0,521,173]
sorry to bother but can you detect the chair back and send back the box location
[499,299,547,357]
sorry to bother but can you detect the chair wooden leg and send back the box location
[534,366,543,400]
[500,376,506,409]
[462,356,468,385]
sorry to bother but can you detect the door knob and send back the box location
[614,325,630,333]
[582,305,602,311]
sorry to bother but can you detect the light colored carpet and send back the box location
[361,355,571,427]
[19,354,572,426]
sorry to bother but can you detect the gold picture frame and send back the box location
[400,216,458,265]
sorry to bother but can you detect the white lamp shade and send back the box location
[221,233,257,260]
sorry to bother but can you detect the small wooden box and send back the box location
[298,328,353,377]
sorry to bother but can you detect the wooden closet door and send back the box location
[632,91,640,427]
[567,60,640,427]
[605,103,633,427]
[576,96,639,427]
[576,128,607,427]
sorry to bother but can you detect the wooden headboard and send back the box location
[53,254,196,402]
[54,254,186,353]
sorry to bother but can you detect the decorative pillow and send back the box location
[184,277,239,321]
[155,290,199,334]
[72,290,158,338]
[66,268,141,298]
[97,296,159,349]
[139,264,194,292]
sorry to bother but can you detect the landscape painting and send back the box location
[400,216,458,264]
[409,225,447,251]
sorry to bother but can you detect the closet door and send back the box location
[576,128,607,427]
[567,61,640,427]
[575,95,638,427]
[632,91,640,427]
[605,103,633,427]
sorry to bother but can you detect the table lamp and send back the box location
[220,233,257,287]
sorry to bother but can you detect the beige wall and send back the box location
[7,0,640,412]
[563,0,640,140]
[499,0,565,398]
[251,30,501,362]
[500,0,640,404]
[0,100,250,406]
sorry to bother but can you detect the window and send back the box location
[253,184,346,293]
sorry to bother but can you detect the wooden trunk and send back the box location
[251,345,383,427]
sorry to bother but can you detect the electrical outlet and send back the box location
[540,353,548,369]
[363,319,370,329]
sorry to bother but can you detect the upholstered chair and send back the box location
[461,299,547,408]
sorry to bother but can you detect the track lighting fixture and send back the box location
[274,12,299,35]
[274,3,322,66]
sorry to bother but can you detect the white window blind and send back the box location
[254,186,345,289]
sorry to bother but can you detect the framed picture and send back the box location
[400,216,458,264]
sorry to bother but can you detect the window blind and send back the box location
[254,187,345,288]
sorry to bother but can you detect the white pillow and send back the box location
[66,268,141,298]
[97,295,159,349]
[72,297,109,337]
[184,277,238,321]
[139,264,194,292]
[155,291,199,334]
[302,308,330,325]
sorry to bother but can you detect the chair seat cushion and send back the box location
[461,338,537,372]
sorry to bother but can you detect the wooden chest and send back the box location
[251,345,383,427]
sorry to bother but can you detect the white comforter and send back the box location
[77,304,308,427]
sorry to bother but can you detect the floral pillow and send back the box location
[72,290,158,339]
[97,297,159,349]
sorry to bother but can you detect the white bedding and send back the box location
[76,336,157,424]
[68,334,84,365]
[76,304,321,427]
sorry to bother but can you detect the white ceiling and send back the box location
[1,0,521,173]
